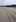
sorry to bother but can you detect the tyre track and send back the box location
[4,8,15,22]
[4,8,16,22]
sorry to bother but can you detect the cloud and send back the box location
[0,0,16,5]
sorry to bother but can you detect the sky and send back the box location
[0,0,16,6]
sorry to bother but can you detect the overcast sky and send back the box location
[0,0,16,5]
